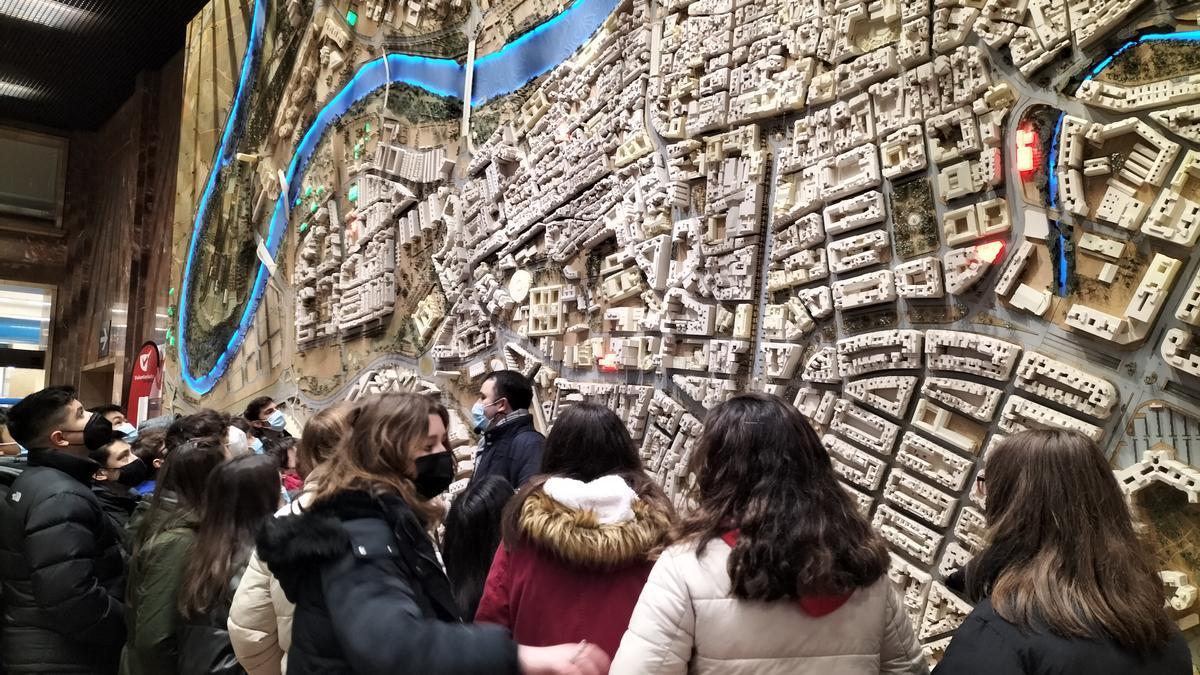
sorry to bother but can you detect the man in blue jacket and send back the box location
[469,370,544,489]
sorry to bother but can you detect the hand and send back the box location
[518,642,611,675]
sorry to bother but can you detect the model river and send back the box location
[179,0,623,394]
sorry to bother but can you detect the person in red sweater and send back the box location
[474,402,673,661]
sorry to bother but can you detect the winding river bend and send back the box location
[179,0,622,394]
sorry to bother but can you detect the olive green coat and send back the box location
[118,517,197,675]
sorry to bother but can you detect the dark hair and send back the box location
[88,439,127,469]
[262,435,296,471]
[540,403,643,481]
[244,396,275,422]
[166,410,229,453]
[442,475,512,618]
[502,402,672,546]
[179,454,280,618]
[88,404,124,417]
[485,371,533,410]
[7,386,77,448]
[134,435,227,553]
[675,393,888,601]
[298,404,352,479]
[229,417,256,437]
[969,430,1173,650]
[131,428,167,466]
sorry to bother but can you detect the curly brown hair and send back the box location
[674,392,888,600]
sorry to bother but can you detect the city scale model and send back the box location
[169,0,1200,660]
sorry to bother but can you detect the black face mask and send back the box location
[83,413,117,451]
[412,451,455,500]
[115,457,151,488]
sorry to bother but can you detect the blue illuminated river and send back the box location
[180,0,621,393]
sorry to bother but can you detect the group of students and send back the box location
[0,372,1189,674]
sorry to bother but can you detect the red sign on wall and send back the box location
[125,342,164,426]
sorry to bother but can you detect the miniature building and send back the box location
[171,0,1200,656]
[922,377,1002,422]
[844,375,919,419]
[1013,351,1118,419]
[925,330,1021,381]
[1009,284,1051,317]
[895,256,945,299]
[998,395,1105,442]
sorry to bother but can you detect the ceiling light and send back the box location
[0,79,40,100]
[0,0,95,30]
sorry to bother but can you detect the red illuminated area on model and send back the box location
[977,240,1005,264]
[597,353,620,372]
[1016,127,1038,174]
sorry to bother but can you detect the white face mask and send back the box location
[226,426,249,456]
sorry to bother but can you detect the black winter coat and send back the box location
[933,598,1192,675]
[0,449,126,674]
[257,490,518,675]
[176,560,248,675]
[93,485,141,559]
[472,413,543,489]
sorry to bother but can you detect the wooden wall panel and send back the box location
[31,55,186,403]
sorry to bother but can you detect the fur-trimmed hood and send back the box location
[513,478,672,569]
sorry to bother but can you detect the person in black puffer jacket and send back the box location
[0,387,126,674]
[257,392,609,675]
[87,436,147,560]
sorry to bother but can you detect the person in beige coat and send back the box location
[227,403,352,675]
[611,393,928,675]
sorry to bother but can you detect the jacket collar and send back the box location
[324,491,464,620]
[92,484,141,508]
[515,480,671,569]
[484,410,533,440]
[27,447,100,485]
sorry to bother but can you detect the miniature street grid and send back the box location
[167,0,1200,662]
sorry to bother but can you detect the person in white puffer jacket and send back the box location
[227,404,351,675]
[611,393,928,675]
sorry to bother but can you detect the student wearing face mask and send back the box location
[130,428,167,497]
[469,370,544,490]
[0,386,127,674]
[258,392,609,675]
[245,397,291,440]
[91,404,139,441]
[88,435,150,557]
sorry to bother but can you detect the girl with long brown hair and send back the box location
[121,434,228,675]
[176,453,281,675]
[934,429,1191,674]
[256,392,609,674]
[611,393,926,674]
[473,402,674,658]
